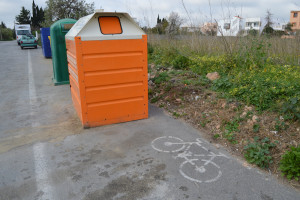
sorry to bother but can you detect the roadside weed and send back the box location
[244,137,277,168]
[279,146,300,180]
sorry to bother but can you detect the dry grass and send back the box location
[148,34,300,65]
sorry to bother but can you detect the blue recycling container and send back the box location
[40,28,52,58]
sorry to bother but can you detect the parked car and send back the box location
[20,34,38,49]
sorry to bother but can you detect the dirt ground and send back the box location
[148,64,300,189]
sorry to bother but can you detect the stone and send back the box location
[252,115,259,123]
[244,106,253,111]
[176,98,182,103]
[148,80,154,86]
[241,111,247,118]
[206,72,220,81]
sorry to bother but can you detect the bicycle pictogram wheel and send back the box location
[151,136,186,153]
[179,159,222,183]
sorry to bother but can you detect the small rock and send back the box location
[241,111,247,118]
[176,98,182,103]
[148,80,154,86]
[244,106,253,111]
[216,125,221,129]
[252,115,259,123]
[280,116,284,120]
[247,119,254,126]
[195,96,200,101]
[215,144,220,149]
[206,72,220,81]
[270,131,278,134]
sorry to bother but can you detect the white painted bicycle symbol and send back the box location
[151,136,228,183]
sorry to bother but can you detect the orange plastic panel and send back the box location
[99,17,122,34]
[66,36,148,128]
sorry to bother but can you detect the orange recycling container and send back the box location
[65,12,148,128]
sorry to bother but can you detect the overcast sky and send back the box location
[1,0,300,28]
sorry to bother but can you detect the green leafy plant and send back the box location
[279,146,300,180]
[282,97,300,121]
[152,72,170,85]
[274,119,288,132]
[213,134,220,139]
[172,55,190,69]
[212,76,233,91]
[244,137,276,168]
[150,96,160,103]
[223,119,239,144]
[173,111,180,118]
[253,124,260,133]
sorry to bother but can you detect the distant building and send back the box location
[290,10,300,30]
[181,26,201,33]
[217,16,244,36]
[201,22,217,36]
[272,22,286,31]
[244,17,266,34]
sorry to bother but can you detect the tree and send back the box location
[44,0,94,24]
[31,0,45,28]
[248,29,258,36]
[157,14,161,24]
[284,23,293,34]
[0,22,14,41]
[15,7,31,24]
[263,10,274,35]
[1,21,6,28]
[31,0,38,27]
[154,15,168,34]
[166,12,183,38]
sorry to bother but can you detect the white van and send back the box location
[15,24,31,45]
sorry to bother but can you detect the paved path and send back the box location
[0,41,299,200]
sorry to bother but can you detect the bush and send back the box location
[0,28,14,41]
[281,97,300,121]
[148,43,154,54]
[244,137,276,168]
[152,72,170,85]
[172,55,190,69]
[279,146,300,180]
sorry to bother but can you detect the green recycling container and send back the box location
[50,18,77,85]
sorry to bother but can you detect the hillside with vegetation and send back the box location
[147,33,300,186]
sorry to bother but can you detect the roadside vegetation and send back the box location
[147,33,300,186]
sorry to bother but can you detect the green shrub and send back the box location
[152,72,170,85]
[172,55,190,69]
[148,43,154,54]
[244,137,276,168]
[150,96,160,103]
[279,146,300,180]
[212,76,233,91]
[223,119,240,144]
[281,97,300,121]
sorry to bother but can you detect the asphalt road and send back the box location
[0,41,299,200]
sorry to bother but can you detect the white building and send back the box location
[217,16,245,36]
[272,22,286,31]
[244,18,267,34]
